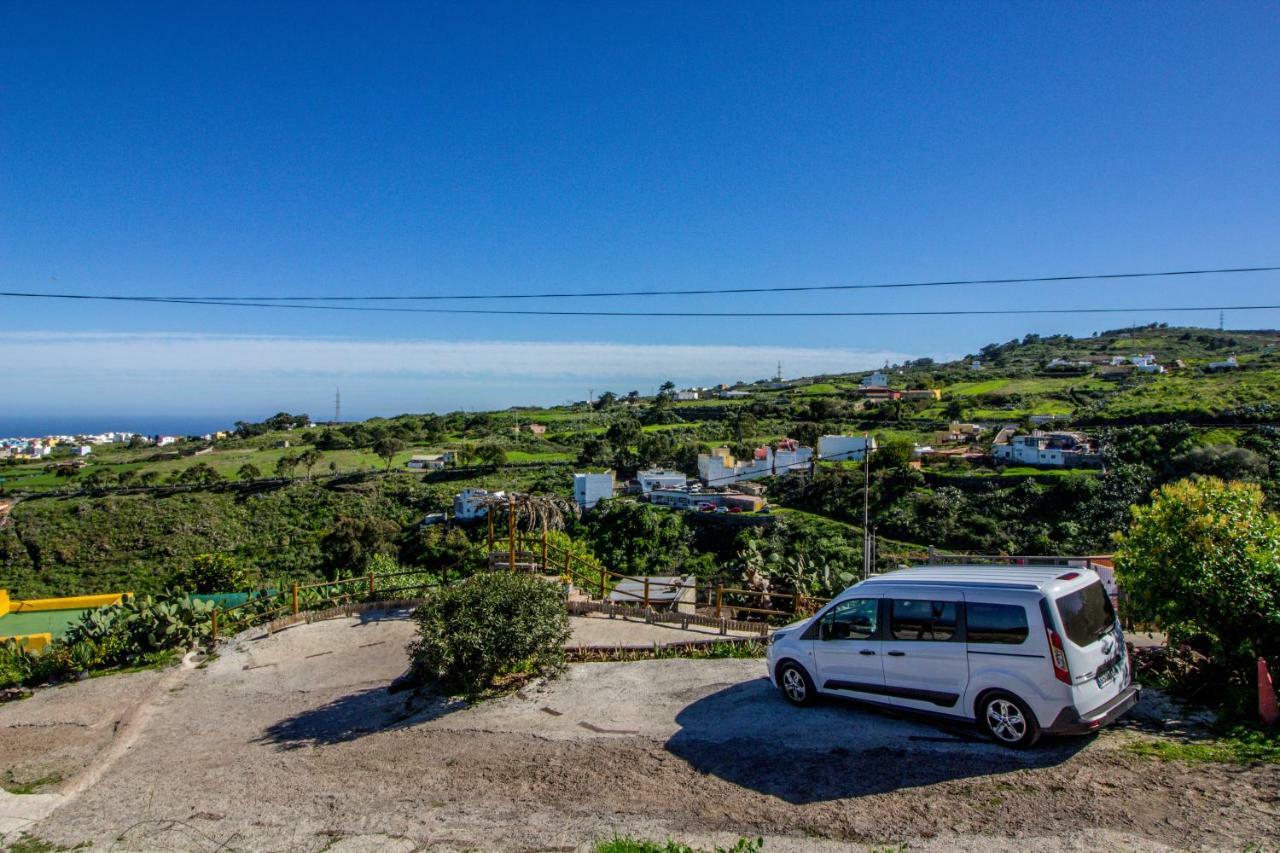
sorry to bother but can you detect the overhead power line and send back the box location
[16,264,1280,303]
[0,290,1278,318]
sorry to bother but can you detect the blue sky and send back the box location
[3,2,1279,431]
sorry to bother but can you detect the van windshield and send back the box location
[1054,581,1116,647]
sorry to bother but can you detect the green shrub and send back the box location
[167,553,251,594]
[0,640,38,689]
[408,572,570,697]
[62,594,215,670]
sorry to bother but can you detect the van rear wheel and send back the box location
[979,692,1041,748]
[777,662,816,707]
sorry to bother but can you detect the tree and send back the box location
[298,448,323,479]
[274,454,299,479]
[320,515,401,575]
[237,463,262,482]
[658,380,677,400]
[475,443,507,467]
[1114,477,1280,689]
[730,410,758,445]
[593,391,617,411]
[373,437,406,470]
[605,417,642,450]
[138,470,161,487]
[168,553,250,594]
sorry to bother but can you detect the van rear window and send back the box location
[1054,581,1116,647]
[965,602,1029,645]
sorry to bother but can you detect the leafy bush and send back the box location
[1115,477,1280,713]
[0,640,38,689]
[167,553,251,594]
[408,572,569,697]
[62,593,216,669]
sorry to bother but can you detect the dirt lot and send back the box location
[2,610,1277,851]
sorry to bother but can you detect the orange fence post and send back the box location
[368,572,375,598]
[291,582,299,616]
[508,500,516,572]
[487,512,495,552]
[211,609,219,641]
[541,527,549,572]
[563,548,573,581]
[715,584,724,619]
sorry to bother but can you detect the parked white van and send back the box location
[765,565,1140,747]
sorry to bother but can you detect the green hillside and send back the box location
[2,324,1277,601]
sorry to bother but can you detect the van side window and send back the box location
[965,602,1029,645]
[889,599,957,641]
[820,598,878,641]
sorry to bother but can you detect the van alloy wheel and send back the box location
[986,698,1027,743]
[777,662,815,706]
[782,667,807,702]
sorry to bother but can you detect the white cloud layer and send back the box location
[2,331,924,382]
[0,331,943,427]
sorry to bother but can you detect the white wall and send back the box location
[573,472,614,510]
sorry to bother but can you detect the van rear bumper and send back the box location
[1043,684,1141,735]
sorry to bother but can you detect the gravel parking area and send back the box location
[2,610,1276,851]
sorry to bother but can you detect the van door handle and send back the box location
[887,650,906,657]
[858,649,875,656]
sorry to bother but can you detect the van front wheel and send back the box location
[777,662,816,707]
[979,692,1041,748]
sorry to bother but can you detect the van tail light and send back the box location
[1046,627,1072,684]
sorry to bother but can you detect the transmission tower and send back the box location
[334,387,342,423]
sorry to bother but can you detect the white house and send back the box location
[454,488,504,520]
[73,445,92,457]
[1130,354,1164,374]
[636,469,687,494]
[698,439,812,485]
[719,390,751,399]
[817,434,877,462]
[406,452,453,471]
[674,389,700,401]
[860,371,889,388]
[1207,356,1239,370]
[156,436,178,447]
[573,472,615,510]
[991,431,1099,468]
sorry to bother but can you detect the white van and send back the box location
[765,565,1140,747]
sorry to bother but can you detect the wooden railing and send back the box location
[504,531,829,621]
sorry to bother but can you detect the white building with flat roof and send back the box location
[454,488,505,520]
[636,469,687,494]
[817,434,876,462]
[573,472,615,510]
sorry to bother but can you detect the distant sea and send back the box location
[0,415,239,439]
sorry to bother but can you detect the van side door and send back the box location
[881,592,969,715]
[810,596,885,704]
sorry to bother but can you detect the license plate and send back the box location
[1095,654,1123,685]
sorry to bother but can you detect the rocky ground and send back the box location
[1,610,1276,851]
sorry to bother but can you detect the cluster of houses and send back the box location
[0,431,142,461]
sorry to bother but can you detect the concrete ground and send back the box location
[1,610,1275,851]
[567,611,763,649]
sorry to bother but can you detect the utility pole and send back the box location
[1219,310,1225,331]
[862,433,871,579]
[775,361,783,383]
[334,387,342,424]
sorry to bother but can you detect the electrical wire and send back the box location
[1,290,1278,318]
[89,263,1280,302]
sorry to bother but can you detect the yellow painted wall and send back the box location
[9,593,127,612]
[0,632,51,652]
[0,588,9,617]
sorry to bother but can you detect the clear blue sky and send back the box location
[3,2,1279,431]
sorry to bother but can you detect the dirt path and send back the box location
[3,611,1276,851]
